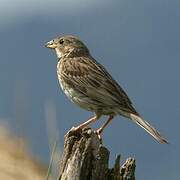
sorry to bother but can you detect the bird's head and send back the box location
[45,35,89,59]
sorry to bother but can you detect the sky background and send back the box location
[0,0,179,179]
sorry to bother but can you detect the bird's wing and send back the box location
[60,56,138,114]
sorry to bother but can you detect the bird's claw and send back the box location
[65,126,82,138]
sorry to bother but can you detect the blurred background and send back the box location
[0,0,179,179]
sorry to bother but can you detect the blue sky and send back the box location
[0,0,179,179]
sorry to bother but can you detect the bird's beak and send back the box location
[45,40,57,49]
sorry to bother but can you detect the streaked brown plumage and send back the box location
[45,35,168,144]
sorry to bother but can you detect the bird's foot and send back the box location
[65,126,82,138]
[65,126,103,144]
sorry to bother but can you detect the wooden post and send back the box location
[58,128,136,180]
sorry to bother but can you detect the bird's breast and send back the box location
[57,62,82,103]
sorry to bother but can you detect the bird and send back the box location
[45,35,168,144]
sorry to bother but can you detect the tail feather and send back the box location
[128,113,168,144]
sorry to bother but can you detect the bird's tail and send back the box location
[126,113,168,144]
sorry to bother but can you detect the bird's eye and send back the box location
[59,39,64,44]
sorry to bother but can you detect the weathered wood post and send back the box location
[58,128,136,180]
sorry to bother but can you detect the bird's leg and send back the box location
[66,114,101,136]
[96,115,114,140]
[73,114,100,131]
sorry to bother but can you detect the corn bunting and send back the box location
[45,35,168,144]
